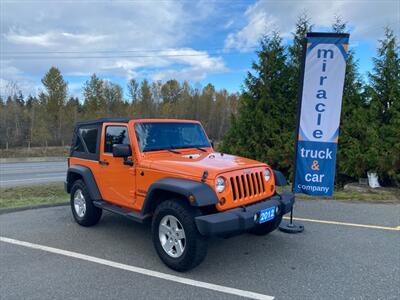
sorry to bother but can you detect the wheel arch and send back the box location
[141,178,219,215]
[66,165,102,200]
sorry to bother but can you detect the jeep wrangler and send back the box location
[65,118,294,271]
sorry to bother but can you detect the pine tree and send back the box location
[329,17,373,183]
[40,67,68,145]
[368,27,400,185]
[83,74,106,119]
[137,80,154,117]
[221,32,293,174]
[103,81,125,117]
[127,79,139,103]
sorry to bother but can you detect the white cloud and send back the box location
[5,31,56,47]
[5,30,107,47]
[224,0,399,51]
[225,8,279,51]
[151,49,227,81]
[0,0,225,95]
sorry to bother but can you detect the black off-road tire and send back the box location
[248,215,283,236]
[70,179,102,227]
[152,199,208,272]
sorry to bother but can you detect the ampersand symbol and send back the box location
[311,160,320,171]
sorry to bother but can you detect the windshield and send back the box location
[135,122,210,152]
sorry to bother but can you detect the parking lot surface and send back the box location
[1,200,399,299]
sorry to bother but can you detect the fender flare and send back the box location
[273,170,287,186]
[141,177,219,215]
[66,165,102,200]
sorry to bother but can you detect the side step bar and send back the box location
[93,200,150,223]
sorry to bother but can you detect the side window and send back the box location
[104,126,130,153]
[79,128,98,154]
[74,136,85,152]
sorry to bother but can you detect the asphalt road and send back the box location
[1,200,399,299]
[0,161,67,187]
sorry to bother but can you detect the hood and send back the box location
[144,151,267,179]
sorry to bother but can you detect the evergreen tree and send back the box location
[83,74,106,119]
[368,27,400,185]
[161,80,182,104]
[103,81,126,117]
[137,80,154,117]
[221,33,293,174]
[330,17,373,183]
[127,79,139,103]
[40,67,68,145]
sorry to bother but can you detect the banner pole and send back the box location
[279,36,307,234]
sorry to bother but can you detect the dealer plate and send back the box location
[259,207,275,224]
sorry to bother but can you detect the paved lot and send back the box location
[1,200,399,299]
[0,161,66,187]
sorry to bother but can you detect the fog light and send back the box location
[188,194,195,204]
[219,197,226,206]
[275,206,280,214]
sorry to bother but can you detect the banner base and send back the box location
[279,221,304,233]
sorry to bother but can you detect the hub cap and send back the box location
[159,215,186,258]
[73,189,86,218]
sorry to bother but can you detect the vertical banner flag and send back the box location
[294,32,349,196]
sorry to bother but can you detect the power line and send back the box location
[1,46,258,55]
[1,50,256,60]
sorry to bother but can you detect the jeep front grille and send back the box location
[229,171,266,201]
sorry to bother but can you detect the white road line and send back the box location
[283,216,400,231]
[0,237,274,300]
[0,176,66,183]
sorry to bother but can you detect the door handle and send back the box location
[99,160,109,166]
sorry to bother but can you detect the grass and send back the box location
[0,146,69,158]
[278,186,400,203]
[0,183,69,209]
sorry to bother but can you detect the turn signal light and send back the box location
[188,195,196,204]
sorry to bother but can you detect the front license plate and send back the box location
[259,207,275,224]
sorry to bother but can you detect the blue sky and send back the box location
[1,0,399,99]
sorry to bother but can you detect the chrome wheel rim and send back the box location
[73,189,86,218]
[159,215,186,258]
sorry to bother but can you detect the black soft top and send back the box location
[75,117,136,127]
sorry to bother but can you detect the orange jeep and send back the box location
[65,118,294,271]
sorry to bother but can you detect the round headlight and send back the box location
[264,169,271,182]
[215,176,226,193]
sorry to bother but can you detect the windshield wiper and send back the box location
[167,149,182,154]
[196,147,207,152]
[143,148,181,154]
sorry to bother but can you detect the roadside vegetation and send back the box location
[0,183,68,209]
[297,189,400,203]
[0,146,69,158]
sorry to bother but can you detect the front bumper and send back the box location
[195,192,294,237]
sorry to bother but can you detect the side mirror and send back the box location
[112,144,132,157]
[112,144,133,166]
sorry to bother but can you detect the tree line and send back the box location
[0,72,239,149]
[0,16,398,186]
